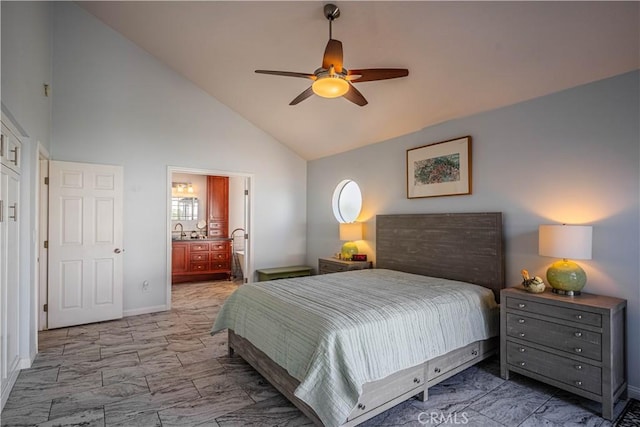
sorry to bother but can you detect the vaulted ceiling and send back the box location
[79,1,639,160]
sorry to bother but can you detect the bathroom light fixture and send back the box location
[172,182,193,194]
[539,224,592,295]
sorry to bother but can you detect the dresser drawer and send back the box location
[190,252,209,262]
[506,297,602,327]
[210,261,230,271]
[190,262,209,272]
[347,363,424,422]
[190,243,209,252]
[428,342,480,381]
[319,260,348,273]
[210,251,229,261]
[506,313,601,361]
[506,342,601,395]
[209,242,229,251]
[208,229,225,237]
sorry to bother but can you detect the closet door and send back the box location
[0,164,20,409]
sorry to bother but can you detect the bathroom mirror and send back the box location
[171,197,199,221]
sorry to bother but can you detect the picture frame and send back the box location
[406,136,472,199]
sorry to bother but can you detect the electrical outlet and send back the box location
[142,280,149,291]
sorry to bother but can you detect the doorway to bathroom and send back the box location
[166,166,252,310]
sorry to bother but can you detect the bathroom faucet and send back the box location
[174,223,186,239]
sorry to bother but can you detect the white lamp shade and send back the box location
[339,222,363,241]
[539,224,592,260]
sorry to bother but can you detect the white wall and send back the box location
[1,2,52,365]
[307,71,640,395]
[51,2,307,313]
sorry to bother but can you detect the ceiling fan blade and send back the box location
[322,39,343,73]
[347,68,409,83]
[255,70,315,80]
[343,83,368,106]
[289,87,315,105]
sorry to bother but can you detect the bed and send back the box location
[211,212,505,427]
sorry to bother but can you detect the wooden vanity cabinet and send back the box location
[171,242,189,274]
[171,240,231,283]
[207,176,228,238]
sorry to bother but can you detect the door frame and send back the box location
[166,166,254,310]
[37,145,49,332]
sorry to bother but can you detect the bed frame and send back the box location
[228,212,505,426]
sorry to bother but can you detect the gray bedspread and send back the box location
[211,268,499,427]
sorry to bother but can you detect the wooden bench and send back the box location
[256,265,313,281]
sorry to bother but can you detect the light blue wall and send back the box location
[51,2,307,313]
[307,71,640,393]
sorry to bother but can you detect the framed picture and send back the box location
[406,136,471,199]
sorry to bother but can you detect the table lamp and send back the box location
[538,224,592,295]
[339,222,362,260]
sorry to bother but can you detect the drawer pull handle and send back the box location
[518,319,525,324]
[10,146,19,166]
[357,403,366,410]
[434,367,441,374]
[519,348,526,353]
[519,362,526,366]
[575,365,583,370]
[518,303,526,308]
[575,314,583,320]
[519,333,526,337]
[471,349,478,356]
[413,377,421,384]
[574,348,582,353]
[574,331,582,338]
[575,381,583,386]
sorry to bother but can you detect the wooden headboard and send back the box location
[376,212,505,300]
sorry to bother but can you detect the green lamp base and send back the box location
[341,241,358,261]
[546,259,586,296]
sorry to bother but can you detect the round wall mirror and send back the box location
[332,179,362,223]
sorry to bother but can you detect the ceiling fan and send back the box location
[255,4,409,107]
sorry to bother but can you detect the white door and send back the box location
[48,161,124,328]
[1,165,20,407]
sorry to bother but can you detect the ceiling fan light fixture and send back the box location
[312,76,349,98]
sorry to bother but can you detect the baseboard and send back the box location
[628,385,640,400]
[123,304,168,317]
[19,353,35,370]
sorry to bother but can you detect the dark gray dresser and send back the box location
[318,257,372,274]
[500,287,626,420]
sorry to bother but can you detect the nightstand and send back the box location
[500,287,626,420]
[318,257,372,274]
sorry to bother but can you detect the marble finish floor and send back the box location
[1,280,628,426]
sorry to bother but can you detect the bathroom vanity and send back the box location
[171,239,232,283]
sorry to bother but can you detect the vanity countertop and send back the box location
[172,237,232,242]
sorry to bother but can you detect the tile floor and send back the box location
[0,280,627,426]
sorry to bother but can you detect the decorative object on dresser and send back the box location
[339,222,362,260]
[520,269,546,293]
[500,287,626,420]
[406,136,471,199]
[256,266,313,281]
[318,257,372,274]
[539,224,593,295]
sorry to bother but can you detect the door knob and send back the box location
[114,248,122,254]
